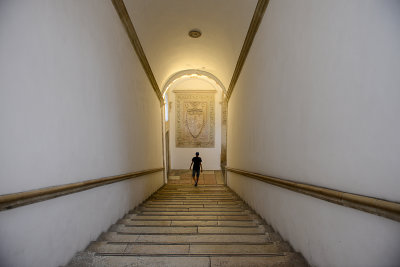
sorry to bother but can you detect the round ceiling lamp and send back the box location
[188,29,202,38]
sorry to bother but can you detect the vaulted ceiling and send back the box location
[123,0,259,92]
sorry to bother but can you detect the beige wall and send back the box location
[167,78,223,170]
[227,0,400,266]
[0,1,163,266]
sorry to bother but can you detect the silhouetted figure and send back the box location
[189,152,203,186]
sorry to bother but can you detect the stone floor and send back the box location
[167,170,225,185]
[67,184,307,266]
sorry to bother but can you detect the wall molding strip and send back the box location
[111,0,163,102]
[226,167,400,222]
[0,167,164,212]
[226,0,270,100]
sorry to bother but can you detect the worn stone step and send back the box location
[143,204,205,208]
[162,186,227,189]
[119,219,257,227]
[125,214,254,221]
[155,194,234,197]
[210,254,308,267]
[218,220,258,226]
[189,244,285,254]
[117,219,172,226]
[170,220,258,227]
[161,191,229,194]
[119,219,213,227]
[198,226,266,234]
[138,207,191,212]
[218,215,255,220]
[159,193,231,195]
[203,204,243,208]
[110,224,197,234]
[137,207,244,212]
[72,255,210,266]
[151,198,237,201]
[146,200,242,205]
[157,193,230,195]
[68,253,307,267]
[87,242,288,255]
[143,203,242,208]
[188,207,243,212]
[99,232,271,243]
[126,214,218,220]
[137,211,248,216]
[153,195,234,199]
[153,193,234,196]
[110,225,266,235]
[152,194,235,197]
[87,242,189,254]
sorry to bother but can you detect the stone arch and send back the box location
[162,69,226,98]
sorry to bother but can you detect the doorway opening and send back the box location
[162,70,227,185]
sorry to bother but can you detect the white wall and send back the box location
[0,173,163,267]
[227,0,400,266]
[0,1,164,266]
[228,173,400,267]
[167,78,222,170]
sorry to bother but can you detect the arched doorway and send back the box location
[162,70,227,185]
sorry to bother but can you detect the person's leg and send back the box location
[195,170,200,186]
[192,169,196,184]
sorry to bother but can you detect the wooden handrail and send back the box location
[226,167,400,222]
[0,167,164,211]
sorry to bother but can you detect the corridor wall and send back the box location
[227,0,400,266]
[0,1,163,266]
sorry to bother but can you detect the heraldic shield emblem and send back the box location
[184,102,206,138]
[175,92,215,148]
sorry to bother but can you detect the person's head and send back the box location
[195,152,199,157]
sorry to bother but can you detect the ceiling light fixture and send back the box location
[188,29,202,38]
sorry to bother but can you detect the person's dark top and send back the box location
[192,157,202,170]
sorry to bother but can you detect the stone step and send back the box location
[209,254,308,267]
[135,211,249,216]
[162,186,227,190]
[146,200,242,204]
[140,203,243,208]
[137,207,244,212]
[153,195,234,198]
[143,204,205,208]
[152,194,235,197]
[197,226,266,234]
[125,214,254,221]
[153,193,234,196]
[110,224,197,234]
[150,197,238,201]
[67,252,306,267]
[110,225,267,234]
[86,241,289,255]
[159,192,231,195]
[161,191,231,194]
[118,219,258,227]
[99,232,271,243]
[68,252,308,267]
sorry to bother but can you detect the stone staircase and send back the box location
[67,184,307,266]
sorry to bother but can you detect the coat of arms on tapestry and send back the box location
[175,91,215,148]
